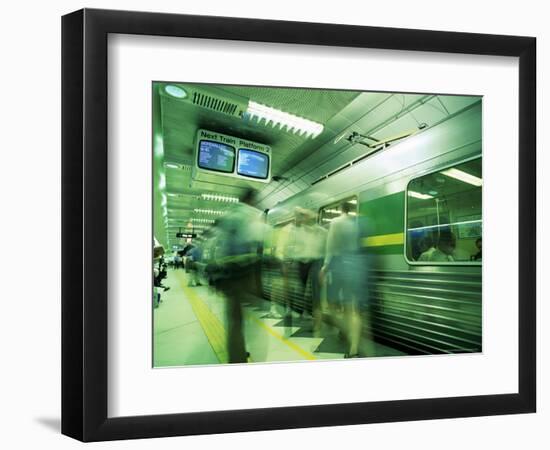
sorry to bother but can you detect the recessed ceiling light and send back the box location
[191,218,216,224]
[201,193,239,203]
[440,168,482,187]
[193,208,225,216]
[164,85,187,99]
[408,191,434,200]
[244,101,324,139]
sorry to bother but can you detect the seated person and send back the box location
[471,237,482,261]
[427,231,456,262]
[417,236,435,261]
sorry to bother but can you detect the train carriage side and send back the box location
[263,101,482,356]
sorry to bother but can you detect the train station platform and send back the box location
[153,269,403,367]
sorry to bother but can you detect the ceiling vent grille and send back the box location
[188,86,248,119]
[192,92,239,116]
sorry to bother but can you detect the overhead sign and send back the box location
[193,129,271,184]
[176,232,197,239]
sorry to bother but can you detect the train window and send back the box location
[319,197,358,228]
[406,158,482,263]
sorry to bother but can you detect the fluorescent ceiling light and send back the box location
[159,173,166,190]
[440,168,482,187]
[191,218,216,224]
[164,85,187,99]
[153,135,164,158]
[245,101,324,138]
[168,225,209,230]
[201,193,239,203]
[408,191,434,200]
[194,208,225,216]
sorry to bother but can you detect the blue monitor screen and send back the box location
[237,148,269,179]
[198,140,235,173]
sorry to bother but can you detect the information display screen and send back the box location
[237,148,269,179]
[197,140,235,173]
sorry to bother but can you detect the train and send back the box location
[260,100,482,355]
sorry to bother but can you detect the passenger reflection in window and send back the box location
[471,237,482,261]
[409,220,426,261]
[417,235,436,261]
[420,231,456,262]
[406,157,482,264]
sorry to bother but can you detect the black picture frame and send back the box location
[61,8,536,442]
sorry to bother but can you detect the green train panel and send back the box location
[262,101,482,356]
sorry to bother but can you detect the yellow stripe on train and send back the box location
[362,232,404,247]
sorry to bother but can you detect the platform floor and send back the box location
[153,269,402,367]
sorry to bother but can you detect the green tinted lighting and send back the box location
[164,85,187,99]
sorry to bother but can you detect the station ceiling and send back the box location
[154,82,480,249]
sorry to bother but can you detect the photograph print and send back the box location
[152,82,482,367]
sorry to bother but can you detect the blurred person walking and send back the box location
[209,189,265,363]
[276,207,326,333]
[320,202,365,358]
[187,243,203,287]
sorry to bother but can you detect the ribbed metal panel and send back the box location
[261,261,312,313]
[260,264,481,355]
[369,269,481,354]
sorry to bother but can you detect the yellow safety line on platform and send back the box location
[248,316,317,361]
[362,232,404,247]
[174,271,317,363]
[176,275,228,363]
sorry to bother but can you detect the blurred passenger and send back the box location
[209,189,265,363]
[471,237,482,261]
[320,202,363,358]
[276,207,327,331]
[182,243,195,273]
[308,217,328,335]
[153,240,168,308]
[201,231,220,293]
[187,243,203,287]
[153,239,164,260]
